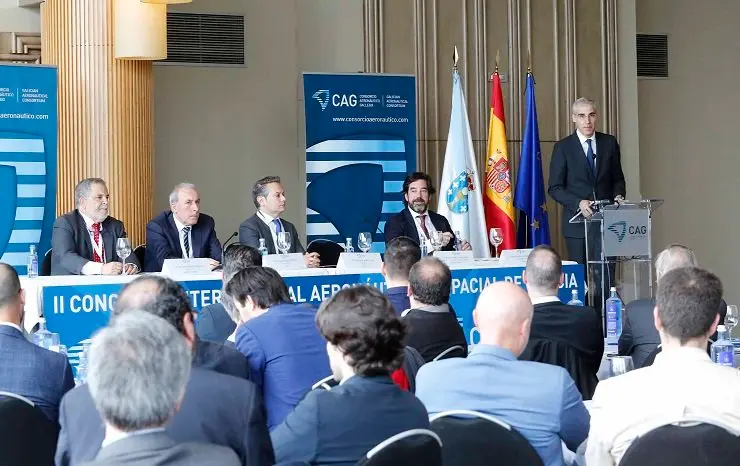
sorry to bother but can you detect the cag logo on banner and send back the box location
[312,89,357,111]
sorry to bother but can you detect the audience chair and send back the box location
[520,339,598,400]
[306,239,345,267]
[40,248,52,276]
[432,345,466,361]
[133,244,146,270]
[620,421,740,466]
[355,428,442,466]
[430,410,544,466]
[311,375,338,391]
[0,392,60,466]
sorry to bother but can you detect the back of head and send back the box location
[223,244,263,282]
[224,266,290,312]
[87,310,191,431]
[113,275,192,334]
[383,236,422,281]
[656,267,723,344]
[655,244,698,280]
[474,282,534,354]
[317,285,406,375]
[524,245,562,292]
[408,257,451,306]
[0,263,21,313]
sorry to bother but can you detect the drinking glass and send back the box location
[727,305,738,338]
[606,356,634,378]
[276,231,292,254]
[357,232,373,253]
[489,228,504,257]
[430,231,444,251]
[116,238,132,274]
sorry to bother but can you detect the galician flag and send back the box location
[437,70,490,258]
[483,69,517,251]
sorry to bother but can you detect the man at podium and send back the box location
[548,97,626,264]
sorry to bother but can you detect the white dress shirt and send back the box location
[530,296,561,305]
[0,321,23,333]
[79,212,105,276]
[101,427,167,449]
[257,210,284,253]
[576,130,597,170]
[586,346,740,466]
[173,215,193,259]
[408,207,438,245]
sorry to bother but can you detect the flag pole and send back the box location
[453,45,459,72]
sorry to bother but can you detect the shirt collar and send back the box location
[172,214,190,233]
[0,322,22,333]
[257,210,278,224]
[101,427,167,449]
[654,346,713,365]
[412,303,449,314]
[531,296,561,305]
[576,130,596,149]
[408,206,428,219]
[79,211,100,230]
[470,343,517,360]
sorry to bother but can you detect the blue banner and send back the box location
[302,73,416,253]
[0,64,58,275]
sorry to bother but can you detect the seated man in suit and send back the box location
[384,171,470,251]
[55,276,274,466]
[381,236,421,315]
[402,257,467,362]
[587,267,740,466]
[196,244,262,344]
[81,311,239,466]
[51,178,140,275]
[144,183,222,272]
[520,245,603,400]
[416,282,590,466]
[271,286,430,465]
[238,176,320,267]
[619,244,727,368]
[0,263,74,423]
[227,266,331,429]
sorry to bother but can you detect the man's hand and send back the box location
[614,195,625,205]
[441,232,454,246]
[304,252,321,268]
[461,240,472,251]
[208,259,220,271]
[124,263,138,275]
[579,199,594,218]
[101,262,123,275]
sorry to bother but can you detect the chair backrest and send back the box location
[356,428,442,466]
[311,374,338,391]
[429,410,544,466]
[521,338,598,400]
[40,248,52,276]
[306,239,345,267]
[401,346,426,393]
[0,395,60,466]
[133,244,146,269]
[433,345,466,361]
[620,421,740,466]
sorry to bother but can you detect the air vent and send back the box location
[161,12,245,66]
[636,34,668,78]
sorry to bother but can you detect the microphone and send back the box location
[222,231,238,250]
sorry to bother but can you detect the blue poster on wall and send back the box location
[302,73,416,253]
[0,64,58,275]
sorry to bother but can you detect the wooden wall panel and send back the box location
[41,0,153,247]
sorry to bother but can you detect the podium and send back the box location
[569,199,663,325]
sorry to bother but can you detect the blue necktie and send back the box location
[585,138,596,175]
[273,218,282,234]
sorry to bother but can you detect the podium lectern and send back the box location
[569,199,663,326]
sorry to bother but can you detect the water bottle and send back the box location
[27,245,38,278]
[32,318,57,350]
[567,289,584,306]
[711,325,735,367]
[75,342,91,385]
[257,238,269,256]
[605,287,623,344]
[454,231,463,251]
[344,238,354,253]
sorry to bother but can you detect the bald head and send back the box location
[473,282,533,356]
[0,263,23,324]
[115,278,161,311]
[655,244,697,280]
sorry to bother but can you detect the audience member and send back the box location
[80,311,239,466]
[416,282,590,466]
[587,267,740,465]
[227,266,331,429]
[271,286,429,465]
[381,236,421,315]
[196,244,262,343]
[0,263,74,422]
[520,245,603,399]
[402,257,467,362]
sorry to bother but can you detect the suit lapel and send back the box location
[401,208,421,244]
[191,221,203,258]
[570,132,595,183]
[101,218,116,262]
[74,210,94,259]
[166,213,183,259]
[594,132,607,182]
[255,214,276,254]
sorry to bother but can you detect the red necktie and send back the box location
[418,214,430,240]
[92,222,102,263]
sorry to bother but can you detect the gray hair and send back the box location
[220,245,263,322]
[87,310,191,432]
[74,178,106,207]
[525,245,562,290]
[571,97,598,115]
[169,183,197,205]
[252,176,281,208]
[655,244,698,280]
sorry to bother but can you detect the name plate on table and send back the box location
[161,258,214,276]
[263,253,306,271]
[336,253,382,272]
[433,250,475,268]
[498,248,534,266]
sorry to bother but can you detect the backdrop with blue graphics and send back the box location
[0,64,58,275]
[302,73,416,254]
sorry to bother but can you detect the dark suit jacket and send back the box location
[144,211,222,272]
[383,207,456,250]
[55,367,274,466]
[239,213,305,254]
[270,375,430,466]
[548,131,626,238]
[51,210,140,275]
[0,325,74,423]
[385,286,410,316]
[402,305,468,362]
[193,337,249,381]
[79,431,240,466]
[618,298,727,368]
[195,303,236,344]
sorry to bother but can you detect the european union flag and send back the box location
[514,73,551,247]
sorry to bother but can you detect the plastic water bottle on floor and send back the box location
[567,290,584,306]
[27,245,38,278]
[711,325,735,367]
[257,238,269,256]
[605,287,623,344]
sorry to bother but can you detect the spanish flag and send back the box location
[483,70,517,251]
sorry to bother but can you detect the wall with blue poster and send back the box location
[0,64,58,275]
[302,73,416,253]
